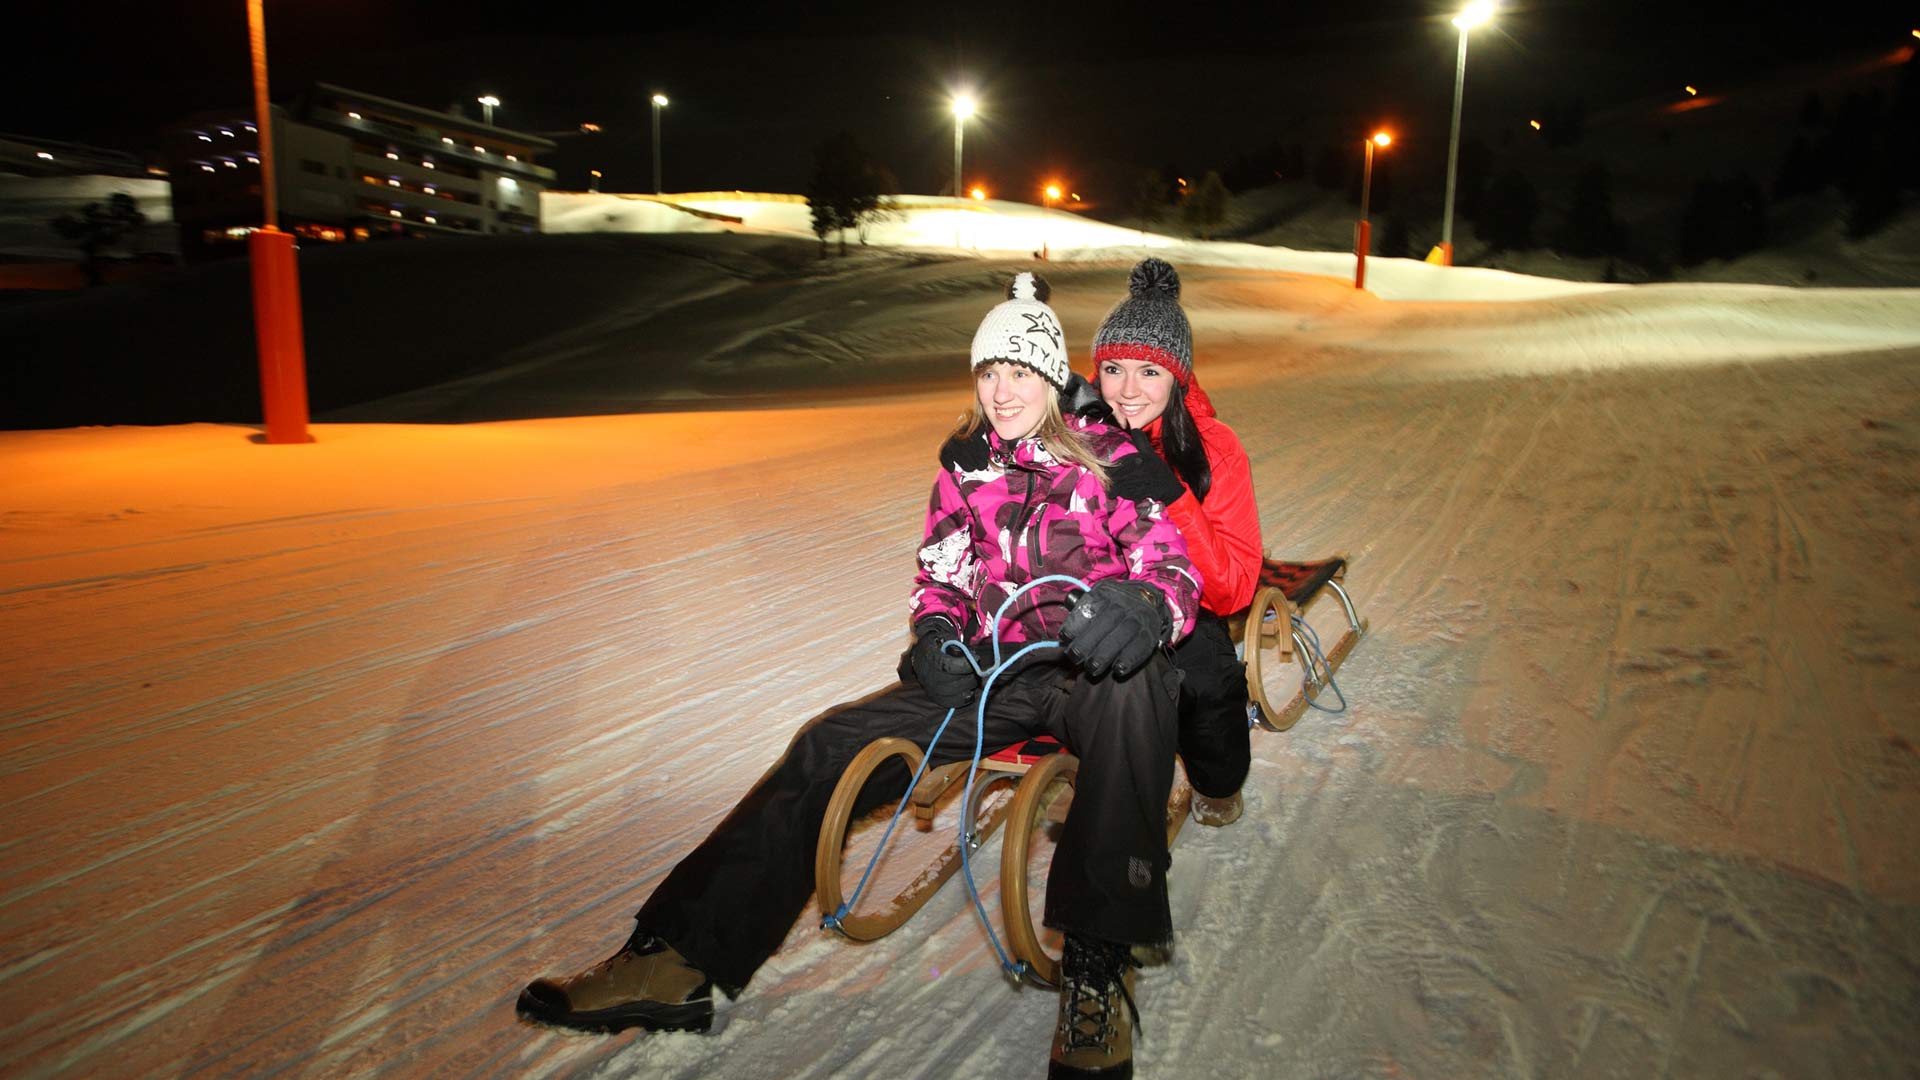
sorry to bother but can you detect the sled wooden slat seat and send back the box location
[1226,554,1369,733]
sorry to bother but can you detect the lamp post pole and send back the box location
[950,96,974,199]
[1356,132,1390,290]
[651,93,668,195]
[1440,0,1495,266]
[245,0,310,444]
[1042,184,1060,261]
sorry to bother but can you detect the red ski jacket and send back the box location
[1141,407,1263,616]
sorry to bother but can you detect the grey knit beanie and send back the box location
[1091,258,1192,384]
[970,270,1070,390]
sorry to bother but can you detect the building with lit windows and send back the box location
[164,82,555,259]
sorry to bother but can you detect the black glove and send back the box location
[1060,579,1173,679]
[907,618,979,708]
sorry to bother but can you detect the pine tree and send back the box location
[1480,169,1541,252]
[1183,171,1230,240]
[804,132,891,257]
[50,192,146,287]
[1555,163,1625,257]
[1131,169,1168,235]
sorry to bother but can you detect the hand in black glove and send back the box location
[907,618,979,708]
[1060,579,1173,679]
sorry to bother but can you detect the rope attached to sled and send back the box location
[822,574,1089,983]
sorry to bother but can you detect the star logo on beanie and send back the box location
[1020,311,1063,350]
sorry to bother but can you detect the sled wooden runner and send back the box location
[1230,554,1369,733]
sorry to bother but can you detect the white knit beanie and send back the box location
[969,271,1069,390]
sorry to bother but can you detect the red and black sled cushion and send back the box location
[1256,557,1346,607]
[987,735,1067,766]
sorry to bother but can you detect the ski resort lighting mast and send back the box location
[1355,131,1392,290]
[651,93,669,194]
[1440,0,1495,266]
[243,0,311,444]
[951,94,976,200]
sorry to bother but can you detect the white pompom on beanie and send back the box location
[969,271,1070,390]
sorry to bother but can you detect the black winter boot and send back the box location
[1048,934,1143,1078]
[518,928,714,1034]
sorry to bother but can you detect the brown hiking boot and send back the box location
[1048,934,1142,1079]
[1190,790,1243,827]
[517,931,714,1034]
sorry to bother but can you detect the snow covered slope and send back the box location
[3,260,1918,1079]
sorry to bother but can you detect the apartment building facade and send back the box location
[166,82,556,258]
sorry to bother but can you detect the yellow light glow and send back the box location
[1453,0,1495,30]
[389,209,401,217]
[423,162,435,169]
[1685,85,1698,95]
[969,187,986,200]
[591,169,603,178]
[1372,131,1393,147]
[347,111,363,120]
[952,95,976,119]
[581,123,602,133]
[1044,185,1062,200]
[385,152,399,160]
[477,95,500,108]
[425,215,437,224]
[1529,119,1542,130]
[652,94,669,107]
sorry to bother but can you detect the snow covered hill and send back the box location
[3,252,1917,1078]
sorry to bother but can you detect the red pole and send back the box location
[247,0,312,444]
[1354,220,1371,290]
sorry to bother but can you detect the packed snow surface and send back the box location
[3,249,1917,1079]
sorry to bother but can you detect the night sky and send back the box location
[7,1,1911,201]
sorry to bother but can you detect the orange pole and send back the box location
[1354,220,1371,290]
[247,0,312,443]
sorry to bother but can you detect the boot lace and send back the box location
[1059,936,1143,1053]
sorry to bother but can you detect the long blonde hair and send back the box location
[950,389,1112,488]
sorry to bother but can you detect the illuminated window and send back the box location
[389,209,402,218]
[442,137,454,145]
[348,111,363,120]
[506,154,519,162]
[200,164,216,172]
[473,145,487,153]
[424,215,437,224]
[219,128,234,138]
[36,151,53,161]
[423,185,435,195]
[423,161,436,169]
[197,134,213,142]
[385,151,399,160]
[223,159,238,168]
[245,154,260,164]
[388,178,400,187]
[244,123,257,133]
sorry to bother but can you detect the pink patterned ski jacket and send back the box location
[910,415,1202,656]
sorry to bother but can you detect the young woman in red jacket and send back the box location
[1092,258,1263,825]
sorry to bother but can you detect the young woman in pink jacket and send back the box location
[521,272,1198,1080]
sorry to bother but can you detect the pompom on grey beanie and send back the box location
[969,270,1070,390]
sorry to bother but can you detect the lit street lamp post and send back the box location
[478,94,500,126]
[1042,183,1061,261]
[1439,0,1495,266]
[244,0,310,444]
[951,95,975,200]
[1355,131,1392,290]
[650,93,668,195]
[589,169,602,193]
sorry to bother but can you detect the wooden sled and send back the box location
[1229,555,1369,733]
[816,734,1191,987]
[815,558,1367,982]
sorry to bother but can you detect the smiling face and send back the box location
[1096,356,1175,430]
[975,361,1051,441]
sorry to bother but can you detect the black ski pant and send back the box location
[634,654,1182,996]
[1172,611,1252,800]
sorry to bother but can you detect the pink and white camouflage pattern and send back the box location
[910,415,1201,652]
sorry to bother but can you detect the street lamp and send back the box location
[1355,131,1391,290]
[951,95,975,200]
[1042,183,1062,260]
[1440,0,1495,266]
[589,169,602,193]
[651,93,668,195]
[244,0,310,444]
[478,94,500,126]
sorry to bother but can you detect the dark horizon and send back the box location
[7,1,1913,199]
